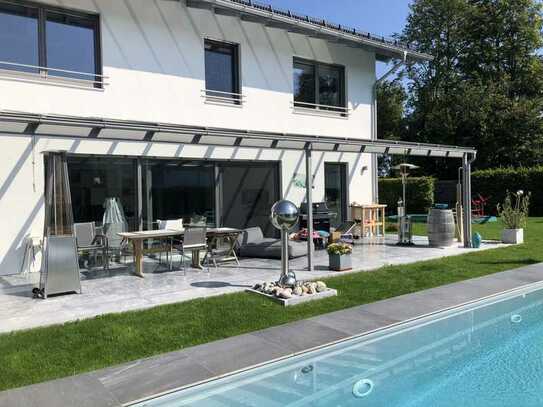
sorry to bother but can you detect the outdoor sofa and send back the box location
[237,227,307,259]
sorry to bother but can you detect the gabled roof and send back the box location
[185,0,433,62]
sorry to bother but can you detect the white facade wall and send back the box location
[0,0,377,275]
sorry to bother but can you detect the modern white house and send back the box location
[0,0,475,277]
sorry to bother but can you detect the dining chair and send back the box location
[74,222,109,271]
[157,219,184,266]
[177,227,210,274]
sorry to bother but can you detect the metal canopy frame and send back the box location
[0,110,476,272]
[184,0,433,63]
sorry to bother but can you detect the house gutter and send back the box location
[371,50,408,203]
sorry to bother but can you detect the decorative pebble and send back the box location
[316,281,327,292]
[280,288,293,299]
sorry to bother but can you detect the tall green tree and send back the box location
[377,79,407,141]
[398,0,543,178]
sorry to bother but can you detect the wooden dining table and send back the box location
[118,228,241,278]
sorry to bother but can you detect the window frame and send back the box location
[0,0,102,88]
[293,57,346,112]
[204,38,241,104]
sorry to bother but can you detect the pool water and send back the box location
[133,283,543,406]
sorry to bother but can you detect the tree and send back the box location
[398,0,543,178]
[376,79,407,141]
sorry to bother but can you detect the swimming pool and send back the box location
[132,282,543,406]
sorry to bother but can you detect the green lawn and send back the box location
[1,218,542,392]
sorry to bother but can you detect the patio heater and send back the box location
[393,163,419,246]
[35,151,81,298]
[270,200,299,288]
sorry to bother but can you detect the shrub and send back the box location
[497,190,531,229]
[472,167,543,216]
[378,177,435,214]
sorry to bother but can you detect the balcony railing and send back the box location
[292,100,351,117]
[0,60,108,88]
[201,89,245,106]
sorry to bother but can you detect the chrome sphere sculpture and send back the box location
[270,200,299,287]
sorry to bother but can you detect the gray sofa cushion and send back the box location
[237,227,307,259]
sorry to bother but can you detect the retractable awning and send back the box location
[0,110,475,158]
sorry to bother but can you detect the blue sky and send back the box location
[267,0,413,76]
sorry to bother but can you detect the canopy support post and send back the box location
[462,153,474,248]
[305,145,314,272]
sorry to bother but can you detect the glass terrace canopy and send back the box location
[0,110,476,159]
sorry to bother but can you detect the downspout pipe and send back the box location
[371,51,408,203]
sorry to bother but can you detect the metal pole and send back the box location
[462,153,473,248]
[281,229,289,278]
[305,145,314,272]
[136,158,143,231]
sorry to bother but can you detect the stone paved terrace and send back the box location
[0,235,505,333]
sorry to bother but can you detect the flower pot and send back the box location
[501,228,524,244]
[329,253,352,271]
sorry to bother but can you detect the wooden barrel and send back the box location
[427,209,455,247]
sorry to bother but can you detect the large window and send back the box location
[293,58,345,111]
[0,1,101,85]
[143,160,216,228]
[220,162,280,237]
[0,3,38,73]
[204,39,240,101]
[67,157,137,230]
[66,156,280,237]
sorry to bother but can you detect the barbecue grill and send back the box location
[299,202,337,233]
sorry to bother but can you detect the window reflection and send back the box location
[0,4,38,73]
[143,161,215,229]
[220,163,280,237]
[293,58,345,111]
[205,39,239,98]
[293,61,316,106]
[46,12,98,81]
[325,163,347,228]
[67,157,137,230]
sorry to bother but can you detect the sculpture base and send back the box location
[246,288,337,307]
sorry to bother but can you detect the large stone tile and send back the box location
[308,307,399,336]
[0,375,120,407]
[250,320,348,353]
[183,333,290,376]
[95,352,213,405]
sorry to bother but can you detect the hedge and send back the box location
[378,177,435,215]
[472,167,543,216]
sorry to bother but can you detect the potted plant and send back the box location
[327,242,353,271]
[497,190,530,244]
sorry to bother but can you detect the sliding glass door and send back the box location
[324,163,348,228]
[67,156,280,234]
[220,162,280,237]
[67,156,137,230]
[142,160,216,228]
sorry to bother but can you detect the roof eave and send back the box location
[185,0,433,63]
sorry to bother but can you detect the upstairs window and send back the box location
[293,58,346,112]
[204,39,241,103]
[0,1,101,87]
[0,3,39,73]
